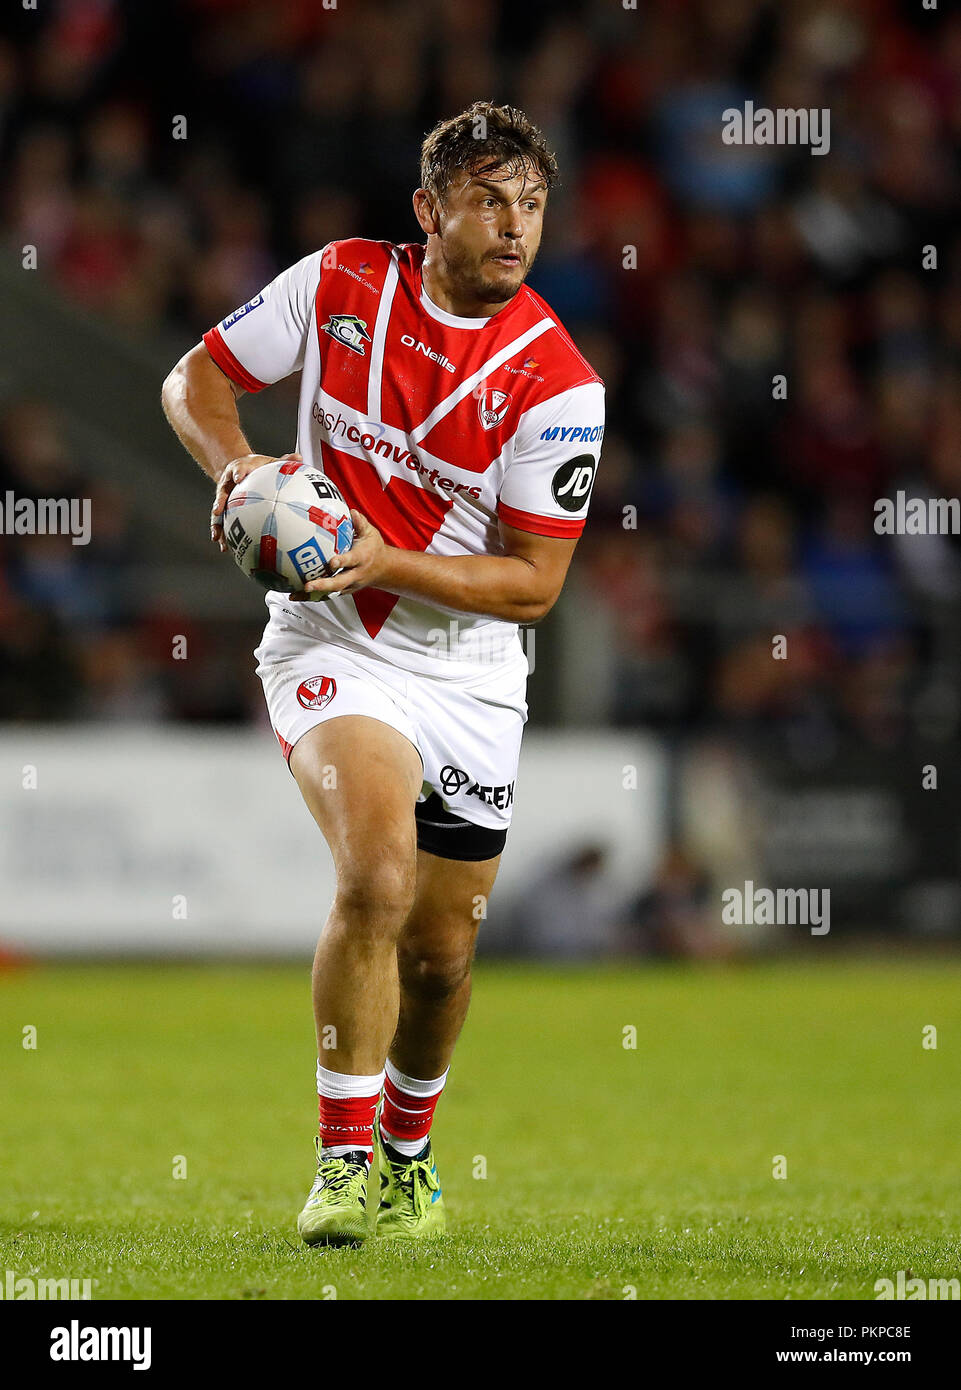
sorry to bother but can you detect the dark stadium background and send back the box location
[2,0,960,953]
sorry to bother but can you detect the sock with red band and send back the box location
[316,1061,385,1163]
[379,1059,449,1159]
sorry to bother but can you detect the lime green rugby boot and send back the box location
[297,1140,370,1247]
[375,1130,446,1238]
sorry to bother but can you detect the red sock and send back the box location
[315,1063,384,1159]
[380,1063,448,1156]
[318,1093,380,1157]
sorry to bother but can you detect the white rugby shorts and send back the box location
[254,606,528,858]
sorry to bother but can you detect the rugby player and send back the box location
[162,101,604,1246]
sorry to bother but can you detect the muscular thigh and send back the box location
[290,715,423,872]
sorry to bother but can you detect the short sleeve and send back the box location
[202,248,327,393]
[497,381,605,538]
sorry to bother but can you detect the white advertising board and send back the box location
[0,729,666,954]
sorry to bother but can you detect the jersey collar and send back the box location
[419,281,489,329]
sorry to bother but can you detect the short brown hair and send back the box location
[420,100,558,203]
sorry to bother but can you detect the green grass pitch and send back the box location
[1,958,959,1300]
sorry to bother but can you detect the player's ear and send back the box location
[413,187,441,237]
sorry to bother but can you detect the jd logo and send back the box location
[296,675,337,710]
[551,455,596,512]
[322,314,372,356]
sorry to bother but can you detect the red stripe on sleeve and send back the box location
[497,502,586,538]
[202,326,268,394]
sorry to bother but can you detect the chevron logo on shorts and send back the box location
[296,676,337,710]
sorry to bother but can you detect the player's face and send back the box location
[435,163,546,306]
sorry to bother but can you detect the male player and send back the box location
[162,101,604,1246]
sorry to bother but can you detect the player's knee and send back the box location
[398,945,472,1001]
[334,853,417,932]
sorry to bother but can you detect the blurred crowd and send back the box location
[508,840,733,961]
[2,0,961,746]
[0,393,265,721]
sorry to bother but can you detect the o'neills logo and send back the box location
[296,676,337,710]
[401,334,456,373]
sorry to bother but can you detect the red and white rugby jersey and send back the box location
[203,238,605,676]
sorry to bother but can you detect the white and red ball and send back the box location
[222,459,353,593]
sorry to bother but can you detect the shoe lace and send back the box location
[391,1154,440,1218]
[316,1152,366,1200]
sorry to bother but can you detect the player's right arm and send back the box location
[161,343,286,549]
[161,248,325,547]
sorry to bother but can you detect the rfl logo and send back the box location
[322,314,371,356]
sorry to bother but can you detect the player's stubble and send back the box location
[435,233,532,307]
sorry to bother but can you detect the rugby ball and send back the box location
[222,459,353,594]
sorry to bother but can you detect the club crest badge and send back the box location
[296,675,338,710]
[478,388,512,430]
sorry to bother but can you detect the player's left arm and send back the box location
[299,516,577,622]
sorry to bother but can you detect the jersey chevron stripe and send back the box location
[206,238,604,674]
[366,248,401,419]
[410,318,555,445]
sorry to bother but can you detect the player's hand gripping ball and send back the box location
[220,458,354,596]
